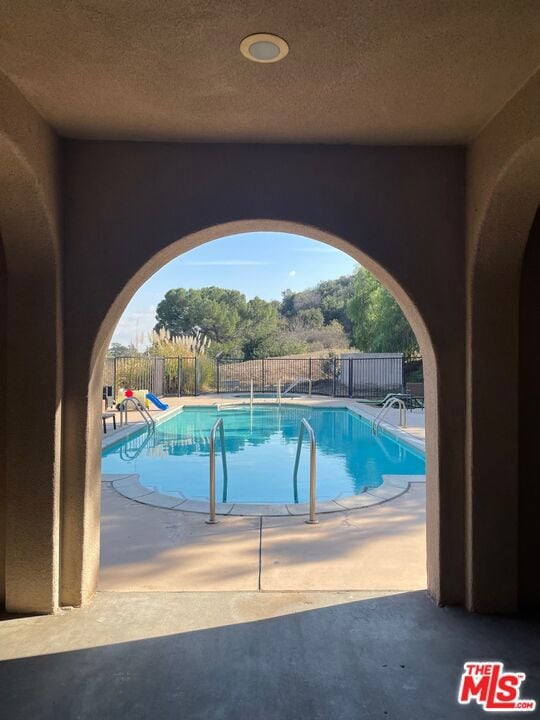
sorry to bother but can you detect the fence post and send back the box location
[348,358,353,397]
[177,357,181,396]
[113,357,117,398]
[195,357,199,396]
[308,357,312,391]
[216,358,220,394]
[262,358,266,392]
[332,357,337,396]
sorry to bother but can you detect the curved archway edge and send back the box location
[58,142,466,609]
[62,215,457,609]
[467,138,540,612]
[0,75,62,614]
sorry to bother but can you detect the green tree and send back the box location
[280,276,354,333]
[240,297,280,359]
[297,307,324,329]
[107,342,140,357]
[347,267,418,353]
[154,287,290,359]
[318,276,355,332]
[154,287,245,344]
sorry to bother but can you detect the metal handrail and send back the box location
[119,426,155,461]
[206,417,228,524]
[293,418,319,524]
[283,377,312,397]
[119,396,155,431]
[372,396,407,435]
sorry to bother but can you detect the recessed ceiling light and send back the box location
[240,33,289,64]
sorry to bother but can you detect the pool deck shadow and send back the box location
[100,480,426,593]
[3,590,539,720]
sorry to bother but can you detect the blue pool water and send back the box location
[102,405,425,503]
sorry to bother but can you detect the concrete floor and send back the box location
[1,590,539,719]
[100,482,427,592]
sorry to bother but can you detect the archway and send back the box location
[0,100,62,613]
[519,207,540,610]
[468,139,540,612]
[61,219,442,607]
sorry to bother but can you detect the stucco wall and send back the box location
[0,65,537,614]
[519,208,540,609]
[0,75,62,612]
[0,237,6,601]
[61,142,466,607]
[466,71,540,612]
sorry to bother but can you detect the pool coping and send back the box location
[102,397,426,516]
[104,472,426,517]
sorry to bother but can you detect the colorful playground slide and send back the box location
[146,393,169,410]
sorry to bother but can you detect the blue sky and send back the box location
[112,232,359,346]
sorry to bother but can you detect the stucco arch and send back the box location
[67,217,442,609]
[59,142,465,609]
[92,220,434,368]
[0,76,62,613]
[467,137,540,612]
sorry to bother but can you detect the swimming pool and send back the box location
[102,405,425,504]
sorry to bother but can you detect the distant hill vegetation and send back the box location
[109,269,419,360]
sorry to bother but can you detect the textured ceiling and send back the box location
[0,0,539,143]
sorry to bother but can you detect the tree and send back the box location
[296,307,324,329]
[318,276,355,332]
[280,276,354,332]
[107,342,139,357]
[154,287,291,359]
[240,297,280,359]
[280,289,296,318]
[154,287,245,344]
[347,267,418,353]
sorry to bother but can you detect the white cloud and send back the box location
[179,260,270,266]
[294,247,339,254]
[112,305,156,347]
[289,270,297,277]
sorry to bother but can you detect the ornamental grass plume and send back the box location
[148,327,211,357]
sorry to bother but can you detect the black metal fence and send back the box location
[104,356,211,396]
[216,355,407,399]
[104,353,422,400]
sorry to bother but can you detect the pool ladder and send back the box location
[205,416,319,525]
[119,396,155,431]
[206,417,228,524]
[372,396,407,435]
[293,418,319,524]
[119,425,155,461]
[283,377,313,397]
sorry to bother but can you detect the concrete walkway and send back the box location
[100,481,426,592]
[1,590,539,719]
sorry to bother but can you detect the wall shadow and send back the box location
[1,591,539,719]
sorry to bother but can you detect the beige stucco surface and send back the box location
[0,13,538,615]
[0,74,62,613]
[465,71,540,611]
[0,2,539,143]
[60,142,462,609]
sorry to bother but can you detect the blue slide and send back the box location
[146,393,169,410]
